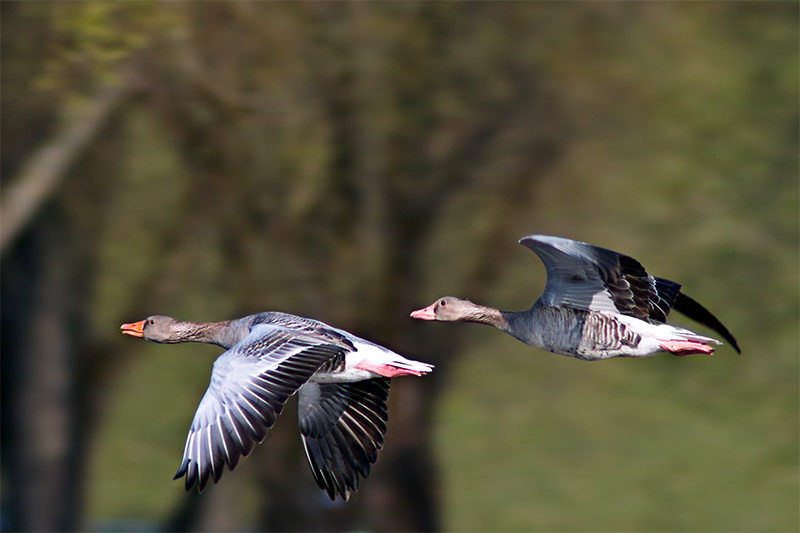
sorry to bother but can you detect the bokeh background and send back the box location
[2,2,798,532]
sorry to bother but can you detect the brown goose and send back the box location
[411,235,739,360]
[120,311,433,501]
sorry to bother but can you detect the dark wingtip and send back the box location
[173,459,188,481]
[674,292,741,354]
[728,336,742,355]
[173,458,206,493]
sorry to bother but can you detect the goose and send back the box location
[120,311,433,501]
[411,234,740,360]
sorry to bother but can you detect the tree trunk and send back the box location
[2,216,89,531]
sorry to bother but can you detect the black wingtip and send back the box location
[173,458,189,481]
[173,458,206,493]
[673,292,741,354]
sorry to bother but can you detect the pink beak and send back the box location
[410,304,437,320]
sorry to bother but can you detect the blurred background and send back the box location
[1,2,798,532]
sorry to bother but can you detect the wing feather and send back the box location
[520,235,740,351]
[173,324,347,493]
[672,291,741,353]
[520,235,667,321]
[297,378,391,501]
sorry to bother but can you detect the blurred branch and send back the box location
[0,84,128,256]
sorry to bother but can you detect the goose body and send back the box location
[120,311,432,501]
[411,235,740,361]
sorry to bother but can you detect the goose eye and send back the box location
[439,300,447,307]
[148,319,155,325]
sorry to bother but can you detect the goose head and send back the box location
[410,297,491,322]
[121,315,182,343]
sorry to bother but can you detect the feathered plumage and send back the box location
[411,235,739,360]
[121,312,432,500]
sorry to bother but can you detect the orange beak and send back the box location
[410,304,437,320]
[120,320,146,337]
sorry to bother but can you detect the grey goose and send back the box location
[120,312,433,501]
[411,234,740,360]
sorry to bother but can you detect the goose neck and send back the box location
[172,320,235,347]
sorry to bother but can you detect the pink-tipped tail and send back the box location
[660,340,716,356]
[355,361,431,378]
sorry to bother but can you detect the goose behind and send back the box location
[411,234,740,361]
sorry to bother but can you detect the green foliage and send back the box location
[35,2,179,96]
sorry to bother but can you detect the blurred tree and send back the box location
[2,2,562,531]
[2,1,796,532]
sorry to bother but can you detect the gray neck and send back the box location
[460,304,514,332]
[168,320,238,348]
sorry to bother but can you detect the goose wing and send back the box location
[298,378,390,501]
[519,235,677,321]
[259,311,358,351]
[174,323,347,492]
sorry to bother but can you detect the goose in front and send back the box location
[120,311,433,501]
[411,235,740,360]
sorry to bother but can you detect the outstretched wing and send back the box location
[297,378,391,501]
[259,312,358,351]
[520,235,740,351]
[520,235,679,321]
[174,324,347,492]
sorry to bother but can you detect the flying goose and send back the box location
[411,235,740,360]
[120,311,433,501]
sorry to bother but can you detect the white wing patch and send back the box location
[522,236,619,314]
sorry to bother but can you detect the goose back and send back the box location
[520,235,678,323]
